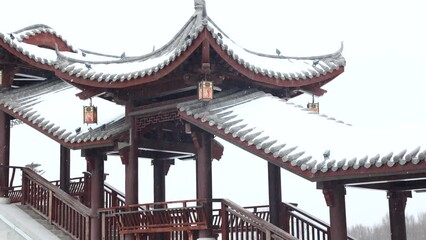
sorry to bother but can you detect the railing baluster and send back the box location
[48,190,53,224]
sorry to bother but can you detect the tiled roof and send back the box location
[12,24,77,52]
[0,6,345,85]
[177,89,425,180]
[0,80,127,148]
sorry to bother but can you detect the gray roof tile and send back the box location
[0,80,127,148]
[178,89,426,176]
[1,10,344,85]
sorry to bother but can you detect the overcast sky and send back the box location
[3,0,426,229]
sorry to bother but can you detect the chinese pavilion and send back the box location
[0,1,424,240]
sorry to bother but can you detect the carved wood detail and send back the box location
[135,111,180,133]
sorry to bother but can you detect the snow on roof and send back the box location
[0,7,344,84]
[0,80,127,147]
[178,89,425,175]
[206,18,345,80]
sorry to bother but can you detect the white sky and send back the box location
[3,0,426,229]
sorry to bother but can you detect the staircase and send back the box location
[17,205,73,240]
[4,166,355,240]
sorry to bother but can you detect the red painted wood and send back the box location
[87,153,105,240]
[268,162,283,228]
[196,130,213,238]
[388,191,411,240]
[206,33,344,88]
[125,115,139,205]
[324,185,348,240]
[0,112,10,198]
[60,145,71,193]
[22,33,73,52]
[21,168,93,240]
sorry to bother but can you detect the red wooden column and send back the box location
[0,66,14,201]
[153,159,166,203]
[59,145,71,193]
[194,129,214,239]
[0,112,10,199]
[152,159,174,203]
[85,151,105,240]
[83,160,93,207]
[388,191,411,240]
[323,184,348,240]
[125,115,139,205]
[268,162,284,229]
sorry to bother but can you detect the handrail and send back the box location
[23,169,93,214]
[284,202,330,229]
[104,182,125,208]
[22,168,95,240]
[4,165,356,240]
[0,166,23,202]
[0,165,23,188]
[216,198,297,240]
[283,202,356,240]
[99,199,208,240]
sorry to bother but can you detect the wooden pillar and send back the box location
[83,160,93,207]
[153,159,166,203]
[323,184,348,240]
[0,112,10,198]
[0,66,15,199]
[59,145,71,193]
[195,130,213,239]
[85,151,105,240]
[388,191,411,240]
[268,162,283,229]
[152,159,174,203]
[125,116,138,205]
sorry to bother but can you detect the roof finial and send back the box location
[194,0,207,18]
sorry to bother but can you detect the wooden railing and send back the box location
[3,167,354,240]
[22,168,95,240]
[213,199,297,240]
[100,199,209,240]
[0,166,23,203]
[283,203,355,240]
[104,182,125,208]
[9,176,86,204]
[212,201,356,240]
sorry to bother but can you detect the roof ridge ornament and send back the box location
[194,0,207,22]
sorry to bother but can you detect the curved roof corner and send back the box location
[0,4,345,89]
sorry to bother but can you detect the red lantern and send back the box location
[307,102,319,113]
[198,80,213,101]
[83,106,97,124]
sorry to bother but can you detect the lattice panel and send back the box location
[135,111,180,133]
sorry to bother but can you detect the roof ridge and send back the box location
[242,41,344,60]
[206,15,343,60]
[12,24,53,34]
[53,14,201,65]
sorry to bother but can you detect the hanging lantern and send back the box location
[198,80,213,101]
[307,95,319,113]
[83,99,97,124]
[307,102,319,113]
